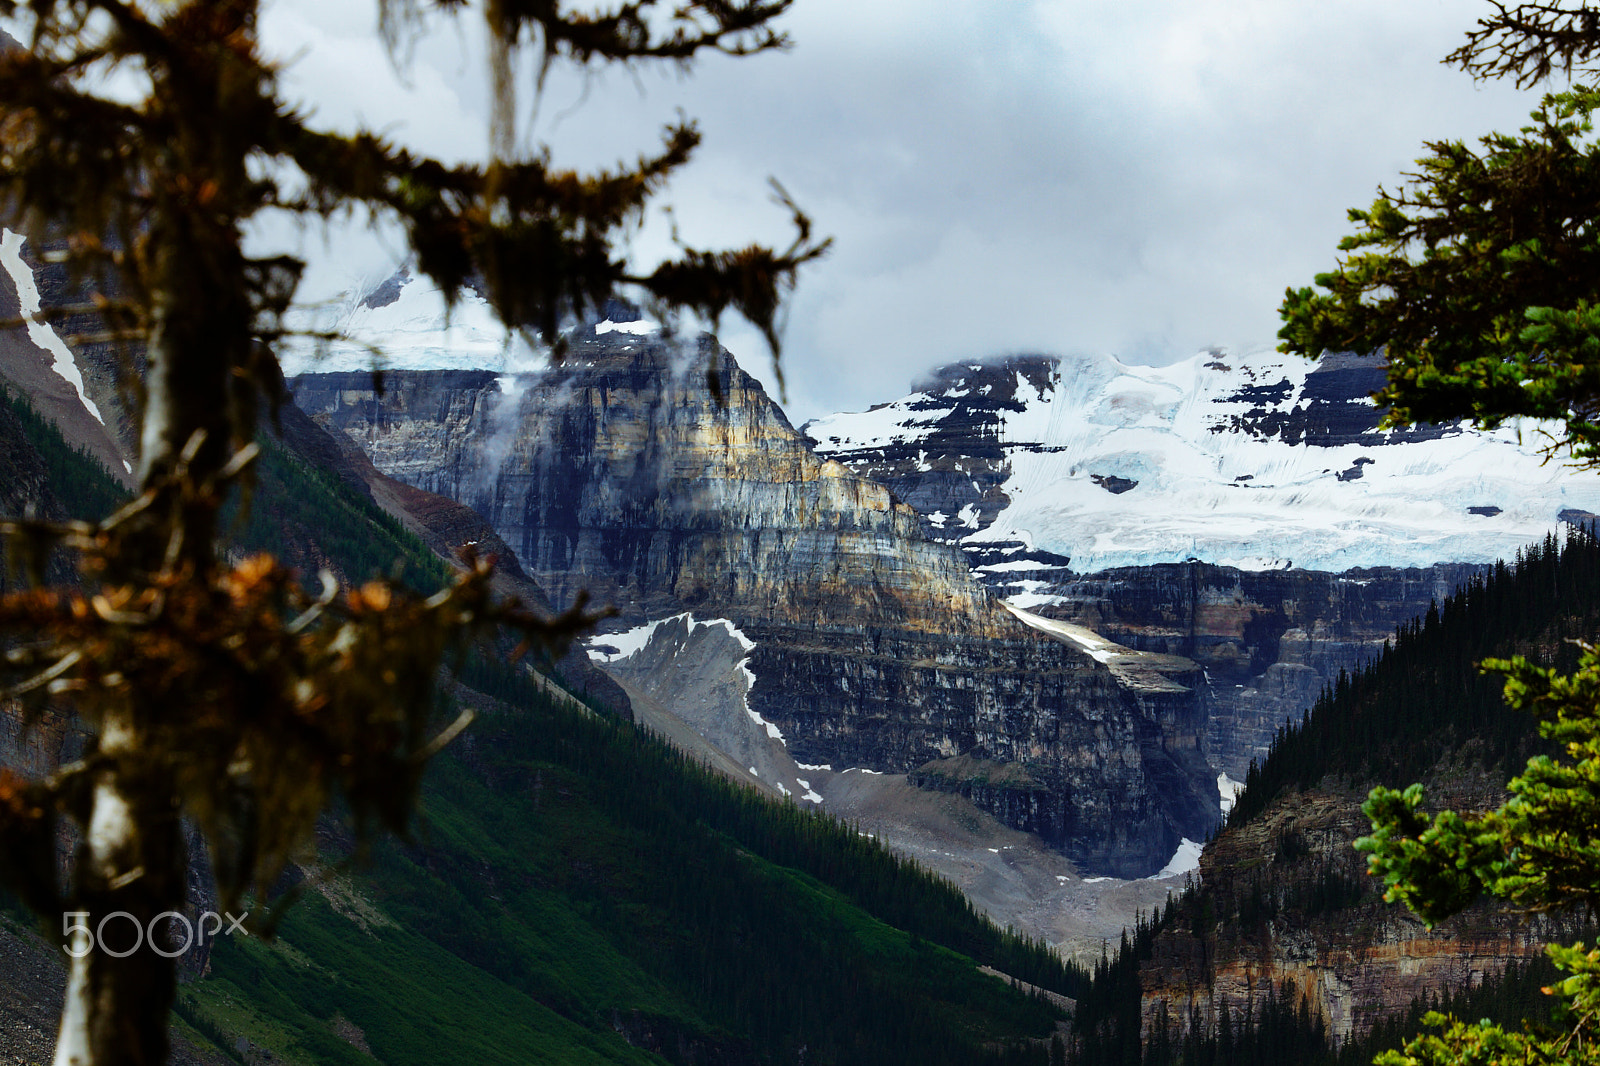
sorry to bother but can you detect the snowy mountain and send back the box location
[802,348,1600,597]
[291,321,1224,876]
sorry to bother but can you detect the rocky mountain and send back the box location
[802,351,1600,775]
[290,296,1222,876]
[2,226,1583,1062]
[0,388,1081,1064]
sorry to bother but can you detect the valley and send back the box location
[2,248,1597,1062]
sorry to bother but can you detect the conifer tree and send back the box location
[0,2,826,1064]
[1283,6,1600,1065]
[1278,4,1600,467]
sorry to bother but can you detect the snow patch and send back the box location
[584,614,687,663]
[595,318,659,336]
[1000,601,1124,664]
[1218,772,1244,817]
[0,230,105,425]
[978,559,1049,573]
[586,612,780,743]
[796,762,833,772]
[1002,583,1066,610]
[1149,838,1203,880]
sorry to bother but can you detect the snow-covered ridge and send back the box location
[806,347,1600,575]
[586,613,824,804]
[0,230,105,425]
[278,270,658,375]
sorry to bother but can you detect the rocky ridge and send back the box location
[292,321,1221,875]
[1138,771,1554,1045]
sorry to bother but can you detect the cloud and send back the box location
[254,0,1545,424]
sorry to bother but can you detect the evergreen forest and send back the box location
[1062,526,1600,1065]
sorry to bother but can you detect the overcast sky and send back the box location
[257,0,1546,425]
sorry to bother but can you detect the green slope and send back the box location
[184,688,1072,1064]
[1230,528,1599,825]
[5,396,1077,1064]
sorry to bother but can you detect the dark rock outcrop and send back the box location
[1139,772,1556,1045]
[1042,562,1487,776]
[272,402,629,708]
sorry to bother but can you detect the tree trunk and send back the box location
[53,712,184,1066]
[54,167,242,1066]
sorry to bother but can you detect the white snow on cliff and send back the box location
[585,612,781,742]
[1218,773,1244,817]
[999,601,1122,663]
[0,230,105,425]
[1149,838,1203,880]
[807,348,1600,573]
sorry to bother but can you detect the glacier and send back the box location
[805,348,1600,574]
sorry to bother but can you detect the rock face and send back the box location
[296,328,990,635]
[270,401,630,708]
[801,352,1535,777]
[1043,562,1487,777]
[292,325,1221,875]
[1139,774,1554,1045]
[803,354,1056,572]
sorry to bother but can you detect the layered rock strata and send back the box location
[292,326,1219,874]
[1042,562,1487,777]
[800,352,1505,777]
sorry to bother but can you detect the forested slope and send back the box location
[1062,529,1600,1065]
